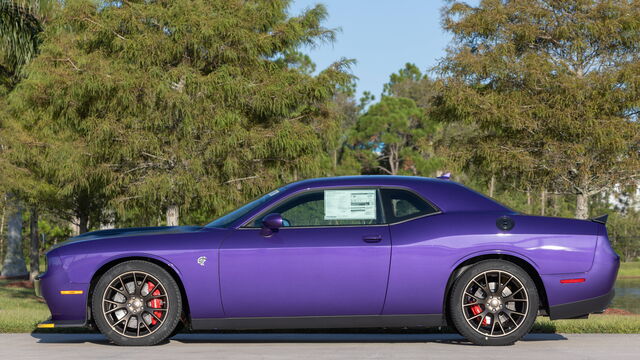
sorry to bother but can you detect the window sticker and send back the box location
[324,190,376,220]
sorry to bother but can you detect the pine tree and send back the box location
[2,0,352,229]
[352,96,440,176]
[435,0,640,218]
[384,63,439,110]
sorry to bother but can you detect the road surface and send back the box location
[0,333,638,359]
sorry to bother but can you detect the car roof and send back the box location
[285,175,446,189]
[282,176,512,213]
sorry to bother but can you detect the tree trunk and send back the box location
[526,187,532,213]
[540,189,546,216]
[553,193,560,216]
[388,145,399,175]
[0,199,6,264]
[70,216,80,236]
[392,151,399,175]
[1,201,27,278]
[488,175,496,198]
[332,149,338,173]
[575,192,589,219]
[30,208,39,281]
[166,205,179,226]
[78,213,89,234]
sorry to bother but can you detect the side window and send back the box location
[381,188,438,223]
[249,189,383,227]
[278,191,325,227]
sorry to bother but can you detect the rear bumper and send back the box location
[548,288,615,320]
[541,232,619,313]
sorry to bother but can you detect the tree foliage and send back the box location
[1,0,352,229]
[0,0,41,87]
[0,1,56,276]
[383,63,439,109]
[352,96,441,176]
[435,0,640,218]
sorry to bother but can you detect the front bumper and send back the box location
[36,318,86,329]
[548,288,615,320]
[34,266,89,328]
[34,273,86,328]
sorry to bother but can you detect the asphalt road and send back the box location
[1,333,638,359]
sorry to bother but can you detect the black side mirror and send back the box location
[260,213,283,237]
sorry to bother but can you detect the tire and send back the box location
[449,260,539,346]
[92,260,182,346]
[168,315,187,338]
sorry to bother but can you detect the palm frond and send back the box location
[0,0,43,76]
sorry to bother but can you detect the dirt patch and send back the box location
[604,308,636,316]
[4,281,34,289]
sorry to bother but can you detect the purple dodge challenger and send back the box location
[35,176,619,346]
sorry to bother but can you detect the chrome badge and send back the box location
[197,256,207,266]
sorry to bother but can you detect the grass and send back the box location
[533,314,640,333]
[1,266,640,334]
[0,280,50,333]
[618,262,640,278]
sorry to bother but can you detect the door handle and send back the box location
[363,235,383,243]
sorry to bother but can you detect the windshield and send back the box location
[206,188,282,228]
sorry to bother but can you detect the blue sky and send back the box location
[289,0,452,99]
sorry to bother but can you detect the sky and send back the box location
[288,0,453,99]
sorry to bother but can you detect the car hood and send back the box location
[48,225,204,252]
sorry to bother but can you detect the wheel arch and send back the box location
[87,256,191,326]
[442,253,549,326]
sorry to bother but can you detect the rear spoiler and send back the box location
[591,214,608,224]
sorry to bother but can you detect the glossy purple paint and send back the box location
[220,226,391,317]
[37,176,619,327]
[260,213,284,236]
[381,213,601,315]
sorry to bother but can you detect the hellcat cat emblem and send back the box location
[197,256,207,266]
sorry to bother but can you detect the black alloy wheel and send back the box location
[449,260,539,346]
[92,260,182,346]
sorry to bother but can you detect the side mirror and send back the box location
[261,213,283,237]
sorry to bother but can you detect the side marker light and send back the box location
[560,278,585,284]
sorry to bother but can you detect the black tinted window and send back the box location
[381,188,438,223]
[249,189,383,227]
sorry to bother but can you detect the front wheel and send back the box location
[449,260,539,346]
[92,260,182,346]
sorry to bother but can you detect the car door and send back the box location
[219,187,391,317]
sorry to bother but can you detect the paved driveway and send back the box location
[1,333,638,359]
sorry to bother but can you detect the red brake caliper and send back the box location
[470,304,489,326]
[146,282,163,325]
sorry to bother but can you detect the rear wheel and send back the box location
[92,260,182,346]
[449,260,539,346]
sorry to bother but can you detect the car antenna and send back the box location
[437,172,451,180]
